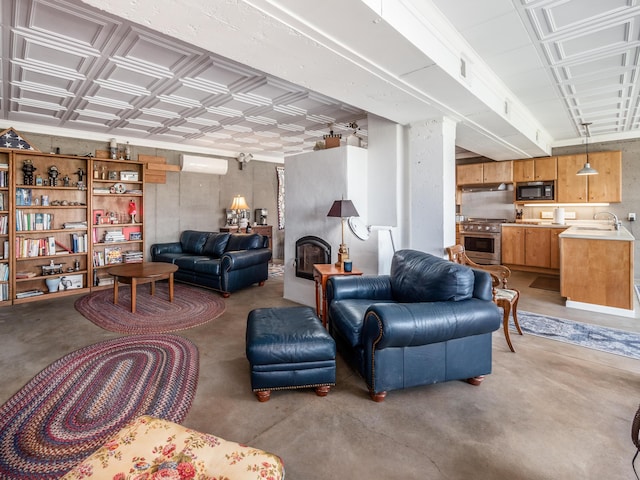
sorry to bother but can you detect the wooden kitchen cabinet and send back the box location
[549,228,567,269]
[483,161,512,183]
[456,164,483,185]
[513,157,557,182]
[456,161,512,186]
[524,228,551,268]
[556,151,621,203]
[585,151,621,202]
[502,225,564,271]
[501,226,525,265]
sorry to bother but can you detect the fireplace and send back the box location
[295,236,331,280]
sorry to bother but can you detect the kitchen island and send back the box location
[559,225,635,317]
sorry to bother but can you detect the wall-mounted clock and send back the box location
[348,217,370,240]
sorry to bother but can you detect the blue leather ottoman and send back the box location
[246,306,336,402]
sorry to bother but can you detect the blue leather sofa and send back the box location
[326,249,501,401]
[150,230,272,297]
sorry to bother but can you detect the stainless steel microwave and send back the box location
[516,181,554,201]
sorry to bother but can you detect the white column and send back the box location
[406,117,457,256]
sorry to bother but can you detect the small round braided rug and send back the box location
[0,334,199,479]
[74,283,225,333]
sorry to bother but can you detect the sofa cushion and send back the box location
[174,255,211,270]
[192,258,222,276]
[226,233,263,251]
[202,232,230,257]
[179,230,210,255]
[390,249,474,303]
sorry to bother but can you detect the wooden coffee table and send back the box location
[107,262,179,313]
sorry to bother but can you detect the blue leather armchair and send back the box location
[326,249,501,401]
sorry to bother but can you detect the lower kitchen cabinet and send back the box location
[501,225,566,272]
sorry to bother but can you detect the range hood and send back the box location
[460,183,508,192]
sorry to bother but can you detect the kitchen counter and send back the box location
[559,225,635,316]
[559,224,634,241]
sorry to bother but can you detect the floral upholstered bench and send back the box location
[61,415,285,479]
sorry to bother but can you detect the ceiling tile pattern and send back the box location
[1,0,367,156]
[517,0,640,136]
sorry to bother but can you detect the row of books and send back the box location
[0,170,8,188]
[0,263,8,281]
[0,283,9,301]
[0,215,7,234]
[0,240,7,260]
[94,247,124,266]
[122,251,143,263]
[70,233,89,253]
[0,192,5,211]
[16,213,53,232]
[15,236,73,258]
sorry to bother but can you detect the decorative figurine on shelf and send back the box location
[128,200,137,223]
[48,165,59,187]
[75,167,86,189]
[63,174,70,187]
[22,159,36,185]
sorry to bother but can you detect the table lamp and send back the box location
[230,195,250,229]
[327,199,359,268]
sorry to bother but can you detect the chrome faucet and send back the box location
[593,211,621,230]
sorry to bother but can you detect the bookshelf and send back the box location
[90,158,144,288]
[12,152,90,303]
[0,152,10,304]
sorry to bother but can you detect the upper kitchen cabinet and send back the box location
[483,161,512,184]
[556,151,621,203]
[456,163,483,185]
[513,157,557,182]
[456,161,512,186]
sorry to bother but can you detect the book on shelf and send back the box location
[104,246,122,264]
[63,221,88,229]
[0,263,8,281]
[16,271,36,279]
[0,192,4,210]
[16,289,44,299]
[122,250,143,263]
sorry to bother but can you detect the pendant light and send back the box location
[576,122,598,176]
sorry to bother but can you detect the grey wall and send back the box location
[19,132,284,259]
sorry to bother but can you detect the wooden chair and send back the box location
[446,244,522,352]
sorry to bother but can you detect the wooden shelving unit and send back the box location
[12,152,91,303]
[89,158,145,289]
[1,152,145,303]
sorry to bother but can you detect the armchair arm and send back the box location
[221,248,272,271]
[150,242,183,258]
[362,299,501,349]
[326,275,393,304]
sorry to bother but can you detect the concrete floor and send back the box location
[0,270,639,479]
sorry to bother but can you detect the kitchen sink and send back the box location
[575,226,614,231]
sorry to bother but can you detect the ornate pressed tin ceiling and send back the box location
[0,0,367,159]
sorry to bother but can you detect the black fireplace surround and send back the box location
[295,236,331,280]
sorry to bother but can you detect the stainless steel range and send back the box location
[459,218,506,265]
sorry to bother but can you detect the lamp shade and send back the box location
[327,199,359,218]
[230,195,249,210]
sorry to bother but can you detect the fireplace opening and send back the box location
[295,236,331,280]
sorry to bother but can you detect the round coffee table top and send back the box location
[107,262,178,279]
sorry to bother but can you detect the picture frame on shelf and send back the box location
[93,209,104,225]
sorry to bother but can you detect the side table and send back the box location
[313,263,363,327]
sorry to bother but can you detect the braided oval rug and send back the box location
[0,334,199,479]
[74,283,225,334]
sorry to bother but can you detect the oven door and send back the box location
[460,233,501,265]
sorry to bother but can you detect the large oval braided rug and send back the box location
[0,334,199,480]
[74,283,225,334]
